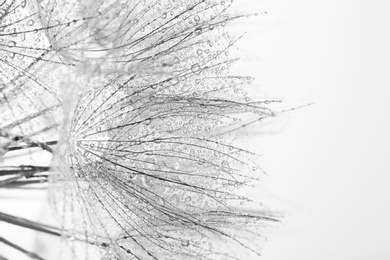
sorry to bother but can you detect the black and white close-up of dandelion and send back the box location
[1,0,390,260]
[0,0,281,259]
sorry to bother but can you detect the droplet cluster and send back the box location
[0,0,276,259]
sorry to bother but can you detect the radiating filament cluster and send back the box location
[0,0,277,259]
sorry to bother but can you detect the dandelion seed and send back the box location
[0,0,283,259]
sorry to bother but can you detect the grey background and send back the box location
[1,0,389,259]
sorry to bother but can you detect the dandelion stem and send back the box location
[0,166,50,177]
[0,211,61,237]
[0,254,9,260]
[4,141,57,153]
[0,236,46,260]
[1,179,48,189]
[0,166,50,187]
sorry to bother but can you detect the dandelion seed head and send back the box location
[0,0,281,259]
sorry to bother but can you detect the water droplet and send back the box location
[221,160,230,172]
[144,118,151,125]
[171,194,179,205]
[173,161,181,169]
[195,27,202,35]
[196,49,203,55]
[198,158,205,165]
[0,9,7,17]
[191,63,201,74]
[194,15,200,22]
[170,77,179,85]
[7,41,16,47]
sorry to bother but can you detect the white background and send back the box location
[247,0,390,259]
[1,0,390,259]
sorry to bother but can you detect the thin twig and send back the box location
[0,254,9,260]
[0,166,50,177]
[0,211,61,237]
[0,166,50,187]
[0,236,46,260]
[5,140,58,153]
[1,179,48,188]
